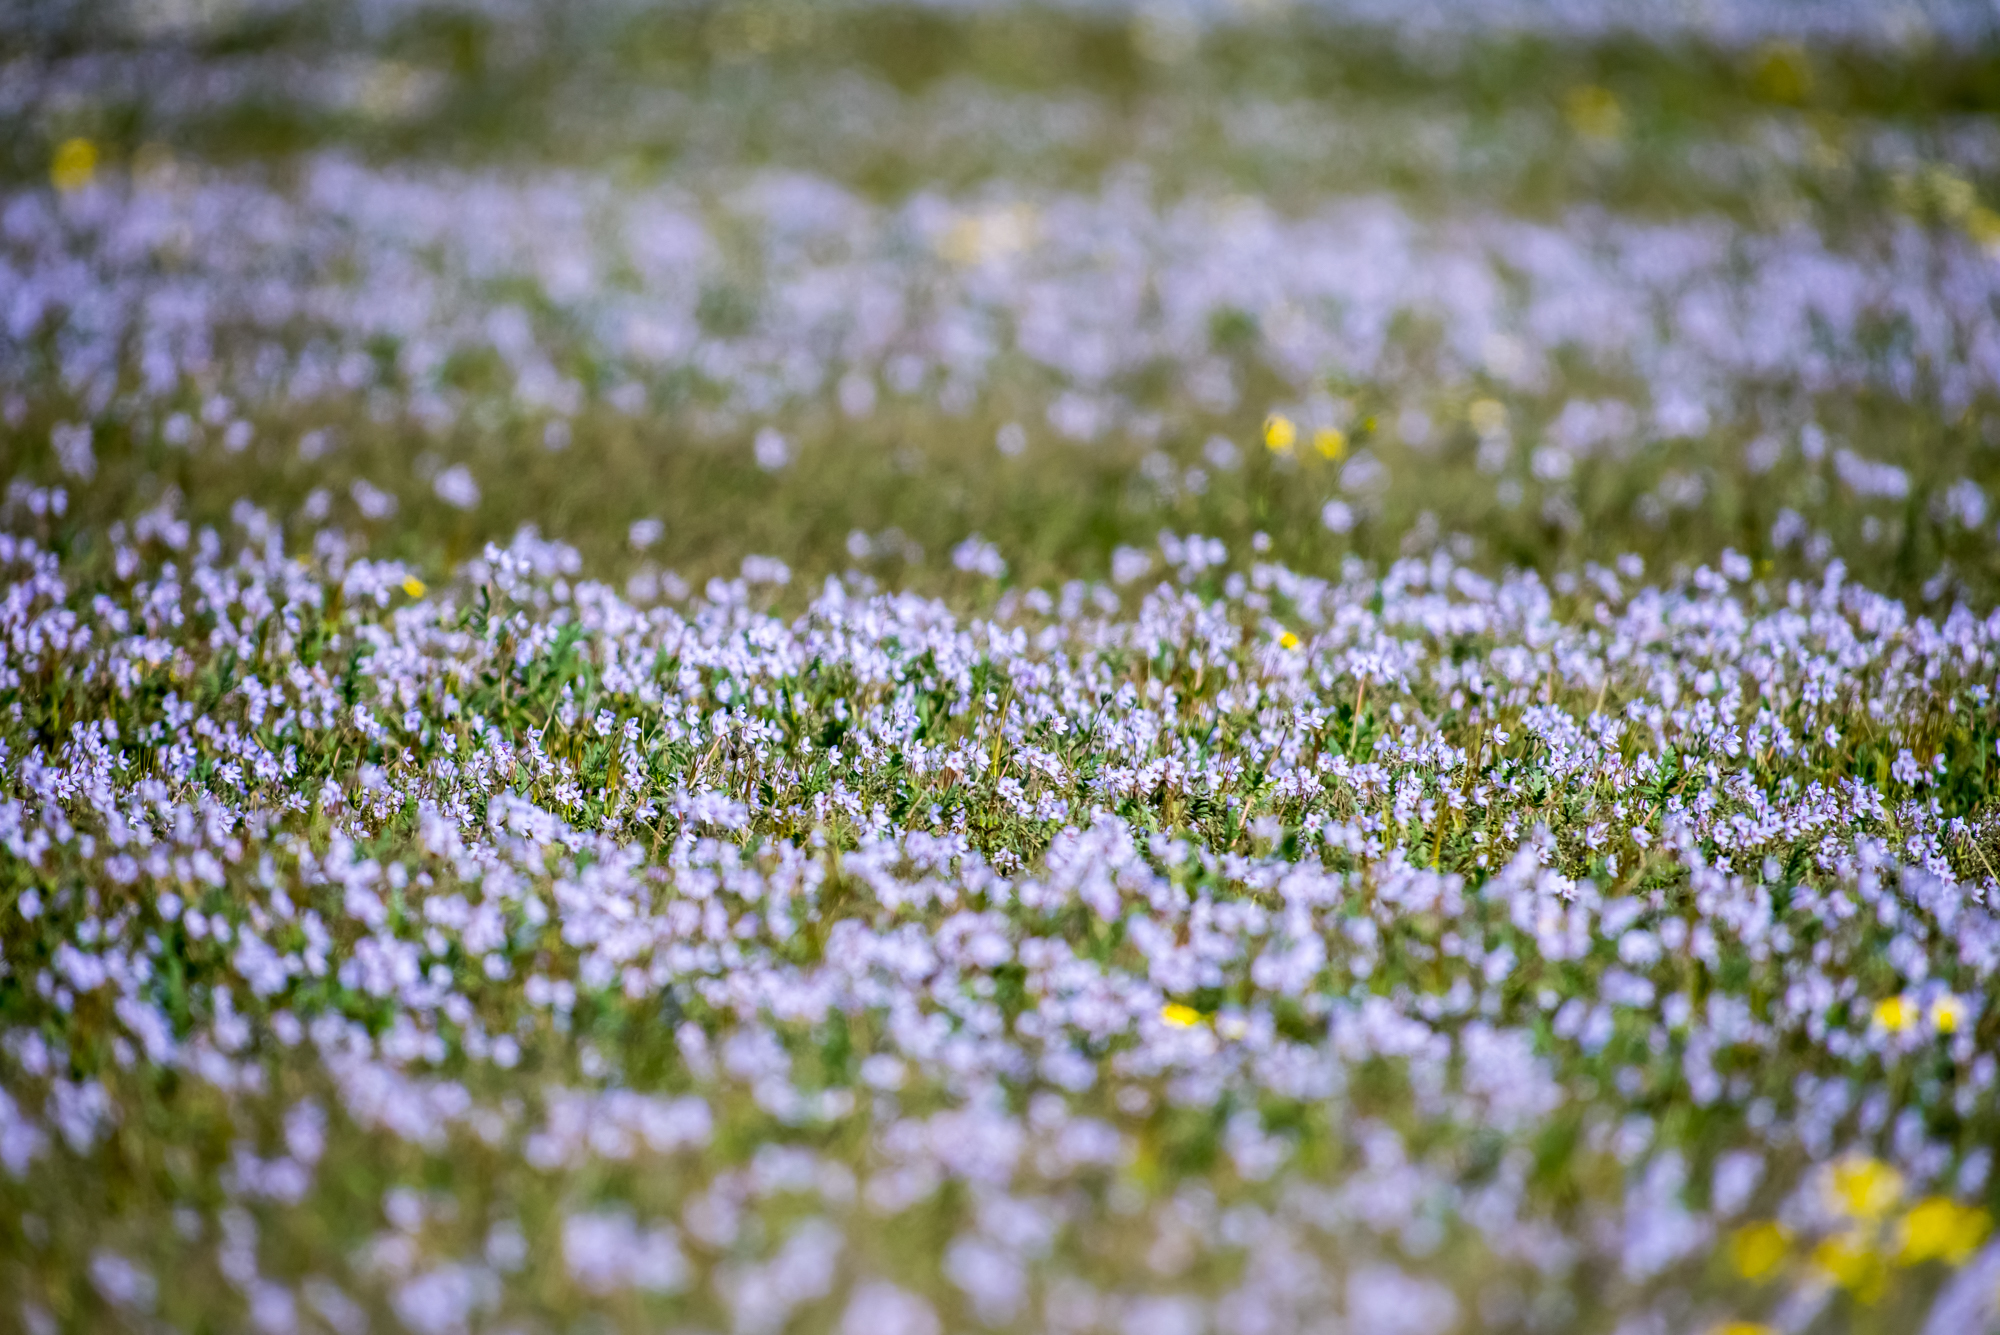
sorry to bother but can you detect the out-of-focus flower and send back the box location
[352,480,399,520]
[1160,1004,1204,1029]
[1564,85,1625,140]
[401,577,427,598]
[1263,414,1296,452]
[841,1281,938,1335]
[1893,1198,1991,1266]
[432,465,480,511]
[1726,1221,1790,1281]
[951,536,1007,580]
[1872,996,1916,1033]
[1313,427,1347,460]
[52,423,94,480]
[940,204,1039,267]
[1829,1157,1904,1222]
[1816,1231,1888,1303]
[52,138,98,192]
[754,427,792,471]
[1810,1231,1886,1303]
[1930,995,1965,1033]
[1750,41,1813,104]
[1969,205,2000,253]
[1468,399,1507,435]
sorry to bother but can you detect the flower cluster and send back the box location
[9,155,1998,459]
[2,500,1998,1330]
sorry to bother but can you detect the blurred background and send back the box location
[5,0,2000,600]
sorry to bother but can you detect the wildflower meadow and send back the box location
[6,1,2000,1331]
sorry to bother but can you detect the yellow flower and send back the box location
[1830,1157,1904,1222]
[1969,205,2000,252]
[1895,1197,1992,1266]
[51,138,98,193]
[1931,995,1965,1034]
[1278,630,1300,650]
[1925,167,1978,223]
[1727,1221,1792,1281]
[401,576,427,598]
[939,203,1039,266]
[1563,85,1625,141]
[1750,41,1813,105]
[1312,427,1346,460]
[1709,1324,1777,1335]
[1873,995,1917,1033]
[1811,1231,1887,1303]
[1160,1003,1204,1029]
[1263,414,1297,452]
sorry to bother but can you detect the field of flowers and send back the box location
[7,1,2000,1332]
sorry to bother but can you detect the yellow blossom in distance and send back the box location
[401,576,427,598]
[1925,167,1978,222]
[1830,1157,1904,1222]
[1895,1197,1992,1266]
[1263,413,1297,452]
[1278,630,1300,650]
[1750,41,1813,105]
[1811,1232,1887,1303]
[1873,995,1916,1033]
[1160,1003,1204,1029]
[1930,995,1964,1033]
[940,204,1040,266]
[1564,85,1625,141]
[52,138,98,193]
[1969,206,2000,253]
[1727,1221,1791,1281]
[1313,427,1346,460]
[1468,398,1507,435]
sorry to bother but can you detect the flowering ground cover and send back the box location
[7,2,2000,1332]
